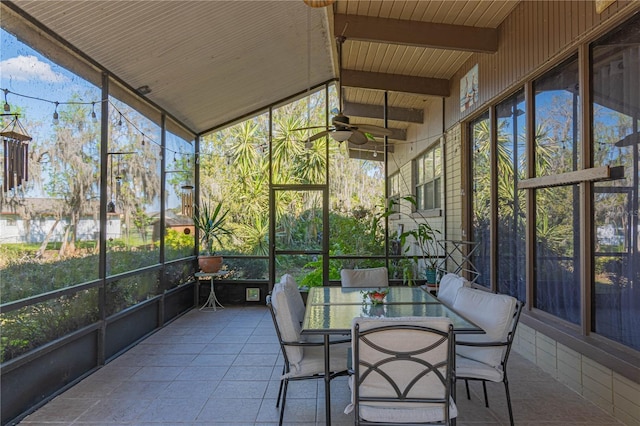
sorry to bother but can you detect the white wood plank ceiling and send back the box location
[6,1,518,135]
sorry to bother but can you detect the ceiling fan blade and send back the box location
[309,129,333,142]
[291,125,328,132]
[354,124,394,137]
[348,130,369,145]
[332,113,350,127]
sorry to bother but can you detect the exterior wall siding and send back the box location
[444,0,637,128]
[514,325,640,425]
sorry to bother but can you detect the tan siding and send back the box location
[444,0,637,128]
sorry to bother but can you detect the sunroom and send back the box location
[1,1,639,425]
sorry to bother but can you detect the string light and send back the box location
[1,87,188,156]
[3,89,10,112]
[52,102,59,125]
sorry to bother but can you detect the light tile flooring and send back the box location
[20,306,623,425]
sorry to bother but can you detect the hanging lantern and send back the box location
[181,183,194,217]
[1,114,32,193]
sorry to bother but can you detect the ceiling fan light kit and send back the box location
[331,130,353,142]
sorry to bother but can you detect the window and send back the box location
[496,91,526,301]
[470,112,491,289]
[591,14,640,350]
[533,55,581,324]
[414,145,442,211]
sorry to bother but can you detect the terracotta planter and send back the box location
[198,255,223,273]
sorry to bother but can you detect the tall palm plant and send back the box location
[192,201,231,255]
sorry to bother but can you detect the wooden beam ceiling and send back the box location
[342,69,449,97]
[343,101,424,123]
[334,14,498,53]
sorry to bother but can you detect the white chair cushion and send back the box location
[282,342,350,379]
[358,397,458,424]
[437,273,465,305]
[271,285,303,368]
[453,287,517,368]
[345,316,456,422]
[456,354,504,382]
[340,267,389,288]
[280,274,306,324]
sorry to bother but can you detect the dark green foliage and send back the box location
[1,289,99,363]
[299,255,342,288]
[0,250,193,362]
[105,271,159,316]
[223,255,268,279]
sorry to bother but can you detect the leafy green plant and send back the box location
[375,195,440,283]
[192,201,232,255]
[396,257,418,286]
[299,255,341,288]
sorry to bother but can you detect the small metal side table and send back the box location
[194,272,227,311]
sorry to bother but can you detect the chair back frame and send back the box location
[353,322,455,425]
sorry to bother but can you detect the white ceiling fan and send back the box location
[301,36,393,145]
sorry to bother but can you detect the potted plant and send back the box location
[377,196,440,285]
[192,201,232,273]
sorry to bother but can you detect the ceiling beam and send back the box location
[378,127,406,141]
[342,69,449,97]
[348,149,384,162]
[334,14,498,53]
[348,140,394,153]
[351,126,405,141]
[344,101,424,124]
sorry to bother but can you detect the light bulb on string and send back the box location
[141,133,145,146]
[118,113,123,127]
[90,102,97,122]
[3,89,10,112]
[52,102,59,125]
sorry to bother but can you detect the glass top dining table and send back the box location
[302,285,482,335]
[300,286,483,425]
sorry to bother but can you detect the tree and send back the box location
[44,100,100,256]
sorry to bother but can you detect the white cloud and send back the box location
[0,55,68,83]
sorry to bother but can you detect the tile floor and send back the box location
[20,306,623,425]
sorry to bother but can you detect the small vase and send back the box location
[425,268,437,284]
